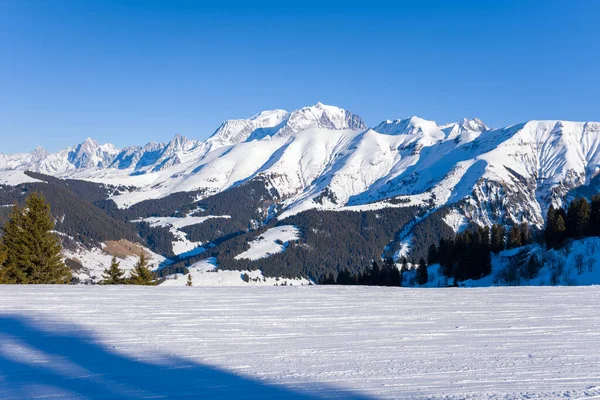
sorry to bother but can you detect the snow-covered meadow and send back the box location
[1,286,599,399]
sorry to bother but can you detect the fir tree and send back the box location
[401,257,409,273]
[545,205,557,249]
[382,256,401,286]
[102,256,125,284]
[566,197,590,238]
[186,273,193,286]
[0,194,71,284]
[506,224,522,249]
[416,258,428,285]
[591,194,600,236]
[427,243,438,265]
[554,214,567,248]
[519,223,532,245]
[490,224,506,253]
[0,244,7,279]
[129,252,156,285]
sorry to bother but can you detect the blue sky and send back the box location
[1,1,598,153]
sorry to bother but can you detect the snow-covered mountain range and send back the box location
[2,103,599,230]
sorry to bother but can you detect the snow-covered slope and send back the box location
[160,257,311,286]
[234,225,300,260]
[2,286,600,399]
[2,104,599,231]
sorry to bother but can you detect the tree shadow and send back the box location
[0,314,371,399]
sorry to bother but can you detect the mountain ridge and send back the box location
[1,104,599,233]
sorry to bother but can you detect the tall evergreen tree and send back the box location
[490,224,506,253]
[545,205,557,249]
[129,252,155,285]
[0,194,71,284]
[553,213,567,248]
[382,257,401,286]
[506,224,522,249]
[591,194,600,236]
[519,223,532,245]
[567,197,591,238]
[401,257,409,273]
[416,258,428,285]
[0,243,7,280]
[427,243,438,265]
[0,204,27,284]
[102,256,125,284]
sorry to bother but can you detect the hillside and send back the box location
[1,104,600,282]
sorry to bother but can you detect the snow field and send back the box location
[234,225,300,260]
[0,286,599,399]
[160,257,311,286]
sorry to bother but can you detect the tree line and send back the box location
[0,192,156,285]
[544,195,600,249]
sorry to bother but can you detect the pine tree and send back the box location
[427,243,438,265]
[129,252,155,285]
[0,204,27,284]
[591,194,600,236]
[566,197,590,238]
[0,194,71,284]
[519,223,531,245]
[545,205,557,249]
[187,273,193,286]
[416,258,428,285]
[382,257,401,286]
[102,256,125,284]
[506,224,522,249]
[490,224,506,253]
[0,244,7,278]
[401,257,409,273]
[554,214,567,248]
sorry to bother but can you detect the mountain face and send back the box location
[1,103,600,274]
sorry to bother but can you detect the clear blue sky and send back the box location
[1,1,598,153]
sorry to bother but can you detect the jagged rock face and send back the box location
[67,138,118,169]
[1,104,599,233]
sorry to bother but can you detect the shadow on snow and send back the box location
[0,314,371,399]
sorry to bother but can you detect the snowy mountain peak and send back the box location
[373,116,443,138]
[166,133,197,151]
[276,103,367,138]
[67,138,118,169]
[207,103,365,147]
[32,145,48,160]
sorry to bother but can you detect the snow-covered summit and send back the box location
[67,137,119,169]
[1,106,599,233]
[207,103,366,147]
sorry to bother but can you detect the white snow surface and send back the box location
[0,170,45,186]
[1,286,599,399]
[442,208,469,233]
[160,257,311,286]
[235,225,300,260]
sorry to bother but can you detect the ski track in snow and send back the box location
[0,286,599,399]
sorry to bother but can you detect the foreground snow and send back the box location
[1,286,599,399]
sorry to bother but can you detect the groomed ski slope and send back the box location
[1,286,599,399]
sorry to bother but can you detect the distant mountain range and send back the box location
[1,103,599,282]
